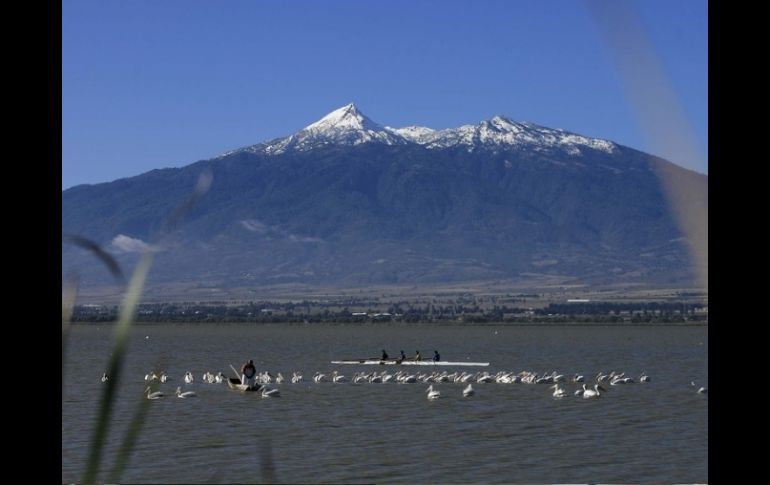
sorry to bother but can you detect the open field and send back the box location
[73,276,707,307]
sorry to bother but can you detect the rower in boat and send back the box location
[415,350,422,361]
[241,359,257,387]
[381,349,389,361]
[433,350,441,362]
[330,359,489,366]
[227,377,262,391]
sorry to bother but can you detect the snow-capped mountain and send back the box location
[63,102,706,294]
[243,103,406,155]
[227,103,616,157]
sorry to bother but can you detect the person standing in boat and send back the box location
[241,359,257,387]
[415,350,422,361]
[433,350,441,362]
[381,349,389,361]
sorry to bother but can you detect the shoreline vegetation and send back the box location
[71,299,707,325]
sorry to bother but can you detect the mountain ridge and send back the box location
[221,103,619,162]
[62,104,707,295]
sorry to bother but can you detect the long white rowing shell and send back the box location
[330,360,489,367]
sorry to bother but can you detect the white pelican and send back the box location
[160,372,170,383]
[583,384,602,399]
[261,387,281,398]
[426,385,441,400]
[596,372,609,383]
[611,374,634,385]
[369,373,383,383]
[175,386,197,398]
[640,373,650,382]
[215,372,225,384]
[353,372,368,383]
[313,372,328,383]
[476,373,494,383]
[462,384,475,397]
[184,372,194,384]
[291,372,303,383]
[144,387,164,399]
[691,381,707,394]
[551,384,565,398]
[573,374,584,383]
[101,373,108,383]
[275,373,284,384]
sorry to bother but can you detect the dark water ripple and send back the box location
[62,324,707,483]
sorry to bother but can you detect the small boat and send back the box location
[330,359,489,367]
[227,377,262,392]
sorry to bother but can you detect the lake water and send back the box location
[62,323,708,483]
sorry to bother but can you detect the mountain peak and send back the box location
[304,103,380,133]
[490,114,512,123]
[250,103,405,154]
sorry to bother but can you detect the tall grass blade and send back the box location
[161,169,212,234]
[259,439,277,483]
[63,234,125,283]
[78,171,212,484]
[82,251,155,484]
[62,236,124,390]
[107,369,156,483]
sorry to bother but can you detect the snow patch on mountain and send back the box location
[385,125,437,143]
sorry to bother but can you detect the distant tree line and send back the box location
[70,299,707,324]
[536,301,705,316]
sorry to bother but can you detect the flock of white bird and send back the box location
[106,369,707,401]
[138,369,284,398]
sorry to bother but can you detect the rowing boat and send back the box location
[330,360,489,367]
[227,377,262,392]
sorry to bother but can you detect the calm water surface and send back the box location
[62,324,708,483]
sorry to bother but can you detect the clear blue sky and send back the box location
[62,0,707,189]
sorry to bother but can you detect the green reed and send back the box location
[63,171,212,484]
